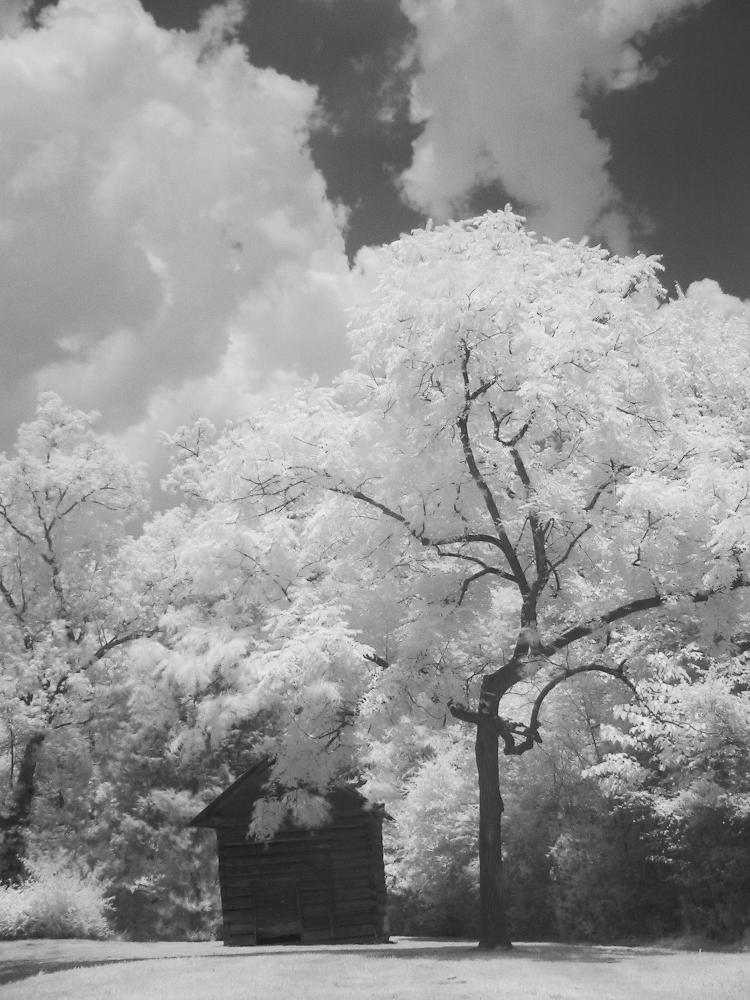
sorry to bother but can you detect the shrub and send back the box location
[0,855,112,939]
[549,803,679,942]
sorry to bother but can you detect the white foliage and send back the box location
[145,210,750,835]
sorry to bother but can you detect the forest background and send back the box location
[2,210,750,948]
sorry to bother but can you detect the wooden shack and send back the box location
[190,761,389,946]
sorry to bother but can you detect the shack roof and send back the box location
[189,760,379,828]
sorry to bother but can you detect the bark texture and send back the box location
[475,717,511,949]
[0,733,45,883]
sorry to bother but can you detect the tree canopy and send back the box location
[4,211,750,946]
[0,394,151,880]
[147,210,750,946]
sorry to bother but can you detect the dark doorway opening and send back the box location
[255,890,302,944]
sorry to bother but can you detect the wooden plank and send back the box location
[220,844,364,859]
[328,935,381,944]
[225,934,255,946]
[333,888,375,899]
[330,924,378,937]
[219,844,331,858]
[225,922,256,934]
[300,906,334,920]
[302,928,336,943]
[330,851,370,865]
[219,847,334,862]
[219,853,334,869]
[330,863,370,877]
[332,877,376,891]
[223,902,254,915]
[219,885,254,899]
[220,900,254,911]
[333,893,377,908]
[219,845,334,859]
[219,862,332,878]
[301,918,334,933]
[333,898,378,913]
[220,877,333,895]
[218,873,376,892]
[299,895,335,908]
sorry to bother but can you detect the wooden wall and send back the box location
[212,792,388,946]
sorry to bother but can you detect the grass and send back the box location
[1,937,749,1000]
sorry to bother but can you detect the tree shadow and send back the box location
[0,940,675,985]
[268,942,664,964]
[0,957,154,987]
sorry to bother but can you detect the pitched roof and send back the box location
[189,759,273,828]
[189,760,378,828]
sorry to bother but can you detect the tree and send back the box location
[383,729,480,938]
[158,210,750,947]
[591,644,750,940]
[0,393,151,881]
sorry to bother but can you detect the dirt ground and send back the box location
[1,937,748,1000]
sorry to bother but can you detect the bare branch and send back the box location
[456,348,529,593]
[92,628,158,663]
[550,524,592,571]
[364,650,390,670]
[543,578,748,659]
[508,445,548,590]
[328,480,520,571]
[501,661,636,756]
[543,593,669,655]
[435,548,516,584]
[457,567,500,605]
[0,503,37,548]
[448,700,483,725]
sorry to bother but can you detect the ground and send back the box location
[1,938,748,999]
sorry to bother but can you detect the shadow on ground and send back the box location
[0,940,673,986]
[0,959,150,987]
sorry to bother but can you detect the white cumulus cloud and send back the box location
[0,0,352,448]
[398,0,711,250]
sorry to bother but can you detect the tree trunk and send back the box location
[475,715,512,949]
[0,732,45,883]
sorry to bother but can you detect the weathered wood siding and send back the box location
[193,772,388,946]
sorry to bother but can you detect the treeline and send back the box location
[3,212,750,946]
[6,655,748,944]
[387,663,750,943]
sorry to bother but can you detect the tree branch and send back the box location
[456,567,501,605]
[515,661,635,755]
[550,524,592,571]
[327,480,520,575]
[543,592,692,656]
[456,348,530,594]
[448,700,483,725]
[458,662,637,756]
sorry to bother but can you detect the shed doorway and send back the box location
[255,888,301,944]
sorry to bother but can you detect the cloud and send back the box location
[682,278,750,319]
[398,0,711,249]
[0,0,352,446]
[0,1,33,36]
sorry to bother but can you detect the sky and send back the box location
[1,0,749,474]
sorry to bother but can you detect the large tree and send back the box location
[159,211,750,947]
[0,394,151,881]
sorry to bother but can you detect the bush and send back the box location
[549,803,679,942]
[0,855,112,939]
[387,867,479,939]
[668,806,750,943]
